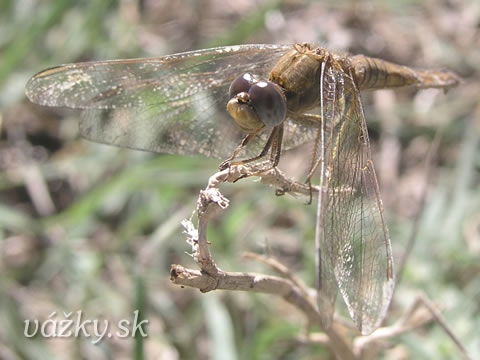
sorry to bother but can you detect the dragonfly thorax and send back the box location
[269,43,325,114]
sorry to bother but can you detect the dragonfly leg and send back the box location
[235,125,285,182]
[232,126,279,165]
[304,113,346,185]
[305,180,314,205]
[269,124,284,167]
[219,125,284,183]
[218,130,260,170]
[304,114,324,184]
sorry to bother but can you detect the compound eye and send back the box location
[229,73,255,98]
[248,81,287,127]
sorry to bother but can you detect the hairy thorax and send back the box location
[269,43,351,116]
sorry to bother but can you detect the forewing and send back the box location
[281,114,322,152]
[315,62,342,330]
[321,76,395,335]
[26,45,298,159]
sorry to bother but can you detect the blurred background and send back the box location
[0,0,478,359]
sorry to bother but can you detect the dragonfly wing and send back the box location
[317,231,339,330]
[315,62,341,330]
[320,73,395,335]
[25,45,291,159]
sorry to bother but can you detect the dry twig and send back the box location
[169,160,471,360]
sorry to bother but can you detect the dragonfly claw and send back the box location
[218,160,231,171]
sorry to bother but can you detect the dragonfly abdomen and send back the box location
[350,55,460,91]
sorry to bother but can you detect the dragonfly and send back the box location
[25,43,459,335]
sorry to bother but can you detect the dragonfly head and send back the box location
[227,73,287,133]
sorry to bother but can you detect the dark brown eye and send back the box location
[248,81,286,127]
[229,73,255,98]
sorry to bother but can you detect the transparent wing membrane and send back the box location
[27,45,319,158]
[25,44,406,335]
[316,69,394,335]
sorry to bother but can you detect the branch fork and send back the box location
[169,160,471,360]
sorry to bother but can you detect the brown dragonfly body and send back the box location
[274,43,458,111]
[25,43,459,335]
[224,43,458,172]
